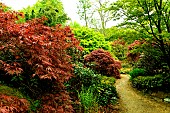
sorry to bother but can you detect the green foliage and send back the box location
[21,0,69,26]
[66,62,118,108]
[132,74,170,92]
[66,62,101,92]
[95,83,118,106]
[73,27,113,55]
[112,38,128,60]
[101,76,116,86]
[105,27,142,44]
[129,68,146,80]
[0,2,11,11]
[0,85,25,98]
[135,43,170,75]
[78,86,98,113]
[30,100,41,112]
[110,0,170,68]
[69,21,82,28]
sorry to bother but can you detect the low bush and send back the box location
[84,49,121,79]
[132,74,170,92]
[101,76,116,86]
[65,62,101,93]
[135,43,169,75]
[129,68,147,80]
[94,83,118,106]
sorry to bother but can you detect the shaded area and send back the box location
[115,74,170,113]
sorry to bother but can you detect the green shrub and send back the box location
[135,43,169,75]
[73,27,113,55]
[132,74,170,92]
[65,62,101,92]
[101,76,116,86]
[94,83,118,106]
[112,39,128,60]
[129,68,146,80]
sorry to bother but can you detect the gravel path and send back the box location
[115,74,170,113]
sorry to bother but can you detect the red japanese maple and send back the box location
[0,8,82,112]
[84,49,121,79]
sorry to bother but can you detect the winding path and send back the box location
[115,74,170,113]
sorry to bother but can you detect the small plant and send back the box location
[129,68,146,80]
[78,86,99,113]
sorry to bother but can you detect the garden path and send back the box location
[115,74,170,113]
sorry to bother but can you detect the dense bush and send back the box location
[73,27,113,55]
[101,76,116,86]
[94,83,118,106]
[135,43,169,75]
[66,62,101,93]
[132,74,170,92]
[112,38,127,60]
[66,62,118,111]
[129,68,147,80]
[105,27,142,44]
[0,9,82,112]
[84,49,121,79]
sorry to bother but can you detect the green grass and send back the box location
[78,86,99,113]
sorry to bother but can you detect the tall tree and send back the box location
[77,0,93,27]
[95,0,113,33]
[110,0,170,68]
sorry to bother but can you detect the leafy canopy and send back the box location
[21,0,69,26]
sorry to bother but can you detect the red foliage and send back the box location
[0,9,82,112]
[84,49,121,79]
[112,38,126,46]
[127,40,141,62]
[0,94,29,113]
[39,91,73,113]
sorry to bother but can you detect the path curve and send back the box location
[115,74,170,113]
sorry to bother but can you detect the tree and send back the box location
[94,0,114,33]
[109,0,170,69]
[77,0,114,33]
[77,0,93,27]
[21,0,69,26]
[0,8,82,112]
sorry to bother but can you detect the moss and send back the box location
[0,85,25,98]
